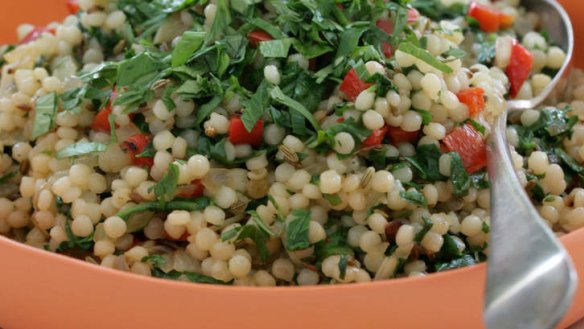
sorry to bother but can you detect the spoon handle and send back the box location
[484,112,577,329]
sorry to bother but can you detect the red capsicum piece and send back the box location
[468,2,500,33]
[91,106,113,132]
[362,127,389,147]
[442,124,486,174]
[386,126,419,145]
[20,27,56,45]
[228,117,264,147]
[339,68,373,102]
[456,87,485,116]
[506,41,534,98]
[247,29,273,48]
[121,134,154,167]
[376,19,394,58]
[408,8,420,22]
[67,0,80,14]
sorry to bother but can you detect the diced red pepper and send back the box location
[91,106,113,132]
[376,19,393,35]
[386,126,419,145]
[506,41,533,98]
[442,124,486,173]
[247,29,273,48]
[339,68,373,102]
[336,117,345,123]
[499,12,515,29]
[20,27,56,45]
[456,87,485,116]
[381,42,393,58]
[228,117,264,147]
[178,179,205,198]
[363,127,388,147]
[376,19,394,58]
[67,0,80,14]
[468,2,500,33]
[121,134,154,167]
[408,8,420,22]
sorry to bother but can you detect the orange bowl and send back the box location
[1,1,584,329]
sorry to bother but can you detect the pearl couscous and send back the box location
[0,0,574,286]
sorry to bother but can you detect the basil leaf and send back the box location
[324,193,342,206]
[335,23,369,59]
[404,144,445,182]
[195,95,223,126]
[442,47,466,61]
[259,38,293,58]
[237,225,270,262]
[285,209,311,251]
[149,162,180,205]
[414,216,433,243]
[56,142,107,159]
[449,153,471,197]
[270,86,320,131]
[116,52,164,87]
[398,42,453,73]
[435,254,476,272]
[248,17,286,39]
[241,80,271,132]
[400,189,428,207]
[171,31,206,67]
[32,92,58,140]
[249,210,277,237]
[184,272,232,285]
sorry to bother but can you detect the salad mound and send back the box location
[0,0,573,286]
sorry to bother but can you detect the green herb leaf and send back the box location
[336,23,370,59]
[241,80,271,132]
[404,144,445,182]
[338,255,348,280]
[171,31,206,67]
[436,254,476,272]
[414,216,433,242]
[259,38,293,58]
[270,86,320,131]
[195,95,223,126]
[400,189,428,207]
[56,142,107,159]
[206,0,231,43]
[450,153,471,197]
[149,162,180,205]
[32,92,58,140]
[398,42,453,73]
[285,209,311,251]
[184,272,232,285]
[249,210,277,237]
[323,193,342,206]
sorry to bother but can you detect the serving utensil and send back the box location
[484,1,577,328]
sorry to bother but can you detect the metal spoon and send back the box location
[484,1,577,328]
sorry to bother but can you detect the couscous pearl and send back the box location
[367,213,388,235]
[214,186,237,209]
[365,61,385,75]
[104,216,127,239]
[333,132,355,155]
[204,206,225,226]
[421,232,443,252]
[320,170,342,194]
[94,240,116,258]
[363,110,385,130]
[195,228,218,251]
[546,46,566,70]
[527,151,549,175]
[71,215,94,237]
[264,65,281,85]
[228,255,252,278]
[297,268,320,285]
[396,225,415,246]
[401,111,423,132]
[355,90,375,111]
[461,215,482,237]
[272,258,295,282]
[210,241,235,261]
[371,170,395,193]
[264,124,286,145]
[188,155,210,178]
[359,231,381,252]
[308,221,326,243]
[421,73,441,100]
[254,270,276,286]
